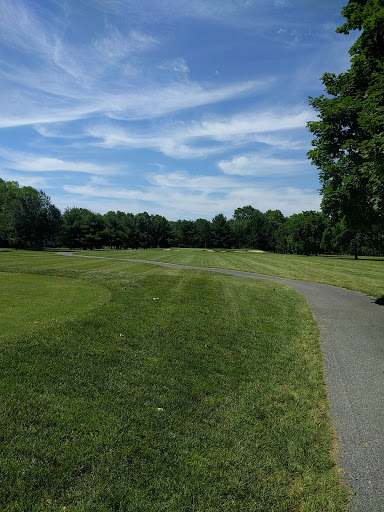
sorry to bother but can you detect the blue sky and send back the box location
[0,0,357,220]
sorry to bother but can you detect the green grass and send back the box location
[0,250,349,511]
[71,247,384,299]
[0,272,109,339]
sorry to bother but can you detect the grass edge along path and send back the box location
[0,252,350,510]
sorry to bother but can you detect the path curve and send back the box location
[58,253,384,511]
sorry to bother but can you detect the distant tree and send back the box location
[150,214,171,248]
[135,212,153,249]
[276,211,326,255]
[123,213,140,249]
[307,0,384,258]
[61,207,105,249]
[170,219,195,247]
[0,180,61,248]
[194,218,211,248]
[104,211,130,249]
[211,213,231,248]
[261,210,286,252]
[231,205,265,248]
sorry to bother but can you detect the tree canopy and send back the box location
[0,179,61,248]
[307,0,384,257]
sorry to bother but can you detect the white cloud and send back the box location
[63,183,153,201]
[0,148,119,175]
[103,80,267,121]
[217,153,308,176]
[224,186,321,216]
[87,107,312,158]
[185,109,313,140]
[0,0,56,57]
[88,124,220,158]
[0,69,264,128]
[147,171,246,189]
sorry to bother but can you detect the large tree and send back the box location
[307,0,384,258]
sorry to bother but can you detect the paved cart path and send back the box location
[58,253,384,511]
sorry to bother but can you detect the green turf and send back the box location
[0,272,110,340]
[0,250,350,511]
[71,247,384,300]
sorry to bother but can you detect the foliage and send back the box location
[276,211,326,255]
[60,207,106,249]
[263,209,286,251]
[230,205,265,248]
[194,217,212,248]
[0,179,61,248]
[307,0,384,256]
[211,213,231,248]
[169,219,195,247]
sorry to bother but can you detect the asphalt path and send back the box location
[58,253,384,511]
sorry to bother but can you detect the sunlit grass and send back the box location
[73,247,384,299]
[0,250,349,510]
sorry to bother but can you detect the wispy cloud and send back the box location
[88,107,312,158]
[0,1,58,56]
[147,171,247,189]
[63,183,152,201]
[217,153,309,176]
[183,109,313,140]
[158,57,190,75]
[103,81,265,121]
[0,148,119,175]
[0,64,265,128]
[0,1,268,129]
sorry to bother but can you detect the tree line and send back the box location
[1,178,383,256]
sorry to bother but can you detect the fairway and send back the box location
[73,247,384,299]
[0,251,349,511]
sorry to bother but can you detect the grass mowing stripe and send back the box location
[0,252,349,510]
[73,247,384,299]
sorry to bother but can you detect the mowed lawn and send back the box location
[76,247,384,300]
[0,250,349,511]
